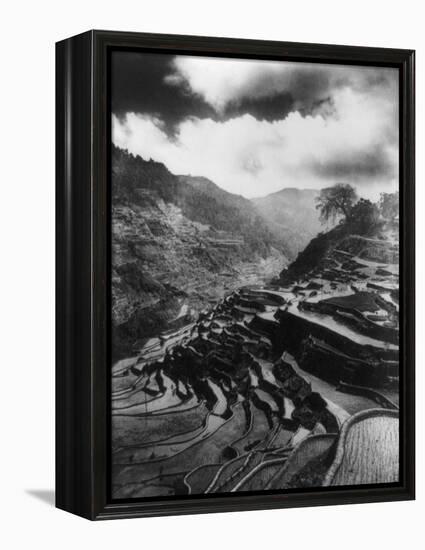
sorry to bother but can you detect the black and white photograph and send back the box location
[110,51,401,500]
[0,0,421,542]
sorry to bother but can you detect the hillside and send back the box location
[176,174,287,257]
[279,212,398,283]
[111,146,289,359]
[252,188,323,257]
[112,221,400,499]
[112,179,400,498]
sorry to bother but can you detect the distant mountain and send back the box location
[175,174,289,258]
[252,187,324,258]
[111,146,289,359]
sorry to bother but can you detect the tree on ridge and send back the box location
[315,183,358,224]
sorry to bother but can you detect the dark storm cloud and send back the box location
[111,52,345,131]
[253,65,333,109]
[113,54,398,199]
[232,64,396,120]
[111,51,216,134]
[224,92,295,122]
[166,56,398,121]
[112,51,298,133]
[309,144,396,184]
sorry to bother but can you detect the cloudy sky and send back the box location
[112,51,399,199]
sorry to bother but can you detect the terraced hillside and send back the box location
[112,146,289,360]
[111,147,331,361]
[111,161,400,498]
[279,228,400,390]
[112,225,400,497]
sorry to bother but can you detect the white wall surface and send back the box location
[0,0,422,547]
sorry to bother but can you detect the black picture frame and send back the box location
[56,29,415,520]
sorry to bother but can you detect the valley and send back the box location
[112,223,399,498]
[111,146,321,360]
[111,146,399,499]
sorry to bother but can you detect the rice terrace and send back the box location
[110,51,400,500]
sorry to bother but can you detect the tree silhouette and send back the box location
[348,199,380,235]
[315,183,358,223]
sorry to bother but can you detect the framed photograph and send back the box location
[56,30,415,520]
